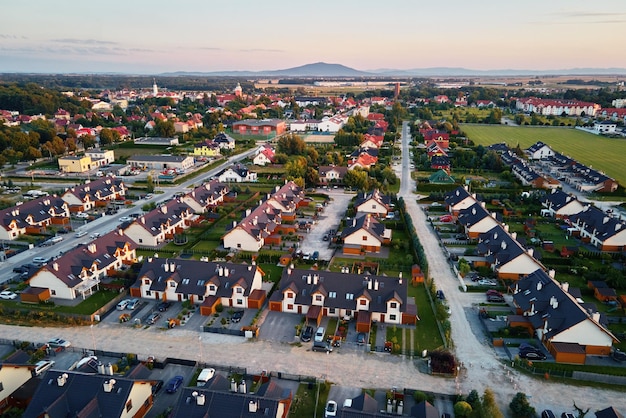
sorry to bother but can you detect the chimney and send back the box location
[169,262,175,272]
[105,363,113,375]
[161,205,167,214]
[164,263,169,272]
[374,279,379,290]
[481,201,486,208]
[118,228,124,236]
[307,274,312,285]
[398,277,402,285]
[52,262,59,271]
[232,220,237,229]
[249,400,259,413]
[246,208,251,217]
[561,282,570,293]
[367,278,372,290]
[103,379,116,392]
[504,224,509,232]
[97,362,105,374]
[230,379,237,392]
[218,266,224,276]
[536,281,542,291]
[527,248,534,257]
[196,392,205,406]
[238,380,247,393]
[313,274,318,285]
[141,216,146,224]
[592,312,601,322]
[287,268,292,275]
[252,216,257,225]
[57,373,68,387]
[511,232,517,240]
[88,243,97,254]
[224,267,229,276]
[491,212,497,219]
[548,270,555,279]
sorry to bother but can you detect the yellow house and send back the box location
[193,140,221,157]
[58,155,93,173]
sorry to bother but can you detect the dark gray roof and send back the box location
[23,370,149,418]
[410,401,440,418]
[133,258,259,298]
[596,406,624,418]
[430,155,450,167]
[457,202,497,228]
[354,189,391,211]
[569,205,626,242]
[543,189,581,212]
[341,213,387,242]
[476,225,528,268]
[170,380,291,418]
[63,177,126,203]
[270,268,409,315]
[1,195,68,229]
[444,186,473,207]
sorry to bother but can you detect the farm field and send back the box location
[460,124,626,186]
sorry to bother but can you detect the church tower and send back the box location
[234,82,242,98]
[153,78,158,96]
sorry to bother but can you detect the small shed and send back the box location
[247,289,266,310]
[199,295,221,316]
[20,287,50,303]
[411,265,425,285]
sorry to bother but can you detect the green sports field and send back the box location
[460,124,626,186]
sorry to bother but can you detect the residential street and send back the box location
[0,125,624,415]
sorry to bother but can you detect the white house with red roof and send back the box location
[252,146,275,166]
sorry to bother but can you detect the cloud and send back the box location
[238,48,284,53]
[0,34,22,39]
[558,11,626,18]
[199,47,224,51]
[51,38,119,45]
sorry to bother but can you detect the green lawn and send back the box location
[289,382,330,418]
[409,284,445,351]
[460,124,626,186]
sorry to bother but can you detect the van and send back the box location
[196,368,215,386]
[314,327,325,342]
[34,360,55,376]
[312,341,332,353]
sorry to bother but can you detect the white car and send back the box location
[119,216,133,223]
[47,338,71,348]
[0,290,18,300]
[76,212,89,219]
[478,279,497,286]
[325,400,338,417]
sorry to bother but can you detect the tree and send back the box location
[277,134,306,156]
[81,134,96,150]
[454,401,473,417]
[99,128,115,146]
[509,392,535,418]
[285,156,307,179]
[481,388,504,418]
[154,119,175,137]
[24,146,42,162]
[343,168,369,191]
[146,175,155,193]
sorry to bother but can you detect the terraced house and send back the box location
[61,176,127,212]
[179,179,229,213]
[28,230,137,300]
[0,195,69,240]
[131,258,266,313]
[567,205,626,251]
[124,199,194,247]
[269,268,417,331]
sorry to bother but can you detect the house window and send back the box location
[237,299,243,305]
[390,302,397,308]
[346,293,354,300]
[362,236,367,241]
[210,285,216,292]
[144,279,150,285]
[287,292,294,299]
[346,310,352,316]
[372,204,377,209]
[51,290,56,296]
[236,288,243,294]
[287,304,293,310]
[315,295,322,302]
[360,299,367,305]
[329,292,337,298]
[126,400,132,412]
[329,308,336,314]
[237,243,242,248]
[169,282,176,287]
[138,239,143,243]
[389,314,397,321]
[146,291,151,296]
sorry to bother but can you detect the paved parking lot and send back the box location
[258,311,302,343]
[299,189,355,261]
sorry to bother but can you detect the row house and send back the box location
[223,203,282,252]
[515,97,600,116]
[431,155,451,172]
[269,268,417,331]
[294,96,327,107]
[216,164,258,183]
[511,269,617,364]
[526,141,554,160]
[568,205,626,251]
[23,370,155,418]
[0,196,69,240]
[180,180,229,214]
[124,200,194,247]
[171,376,292,418]
[541,189,585,219]
[61,177,126,212]
[29,230,137,300]
[457,202,501,239]
[264,181,307,222]
[318,165,348,184]
[213,132,236,149]
[341,213,392,255]
[597,108,626,122]
[542,153,618,193]
[354,189,392,218]
[131,258,265,314]
[444,186,478,216]
[426,142,448,157]
[317,115,348,133]
[476,225,545,280]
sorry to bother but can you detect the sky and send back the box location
[1,0,625,74]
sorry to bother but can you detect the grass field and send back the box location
[460,124,626,186]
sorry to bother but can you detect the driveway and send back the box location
[258,311,302,343]
[298,189,354,261]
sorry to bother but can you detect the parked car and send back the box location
[312,341,332,353]
[152,380,164,395]
[486,289,502,297]
[147,312,161,325]
[0,290,18,300]
[196,368,216,386]
[75,231,87,238]
[119,216,133,223]
[325,400,338,417]
[47,338,71,348]
[487,295,505,303]
[561,413,575,418]
[76,212,89,219]
[231,310,244,323]
[436,290,445,300]
[314,327,325,342]
[356,332,367,346]
[478,279,497,286]
[541,410,556,418]
[301,326,314,342]
[312,251,319,261]
[165,375,184,393]
[157,301,171,312]
[126,298,140,310]
[612,349,626,362]
[32,256,50,266]
[519,349,546,360]
[116,299,130,310]
[34,360,55,376]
